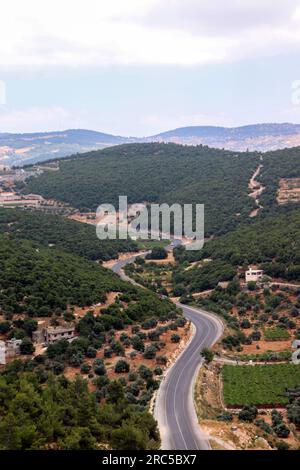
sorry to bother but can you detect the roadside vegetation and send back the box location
[0,367,160,450]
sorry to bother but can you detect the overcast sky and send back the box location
[1,0,300,135]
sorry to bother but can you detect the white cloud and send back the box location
[0,0,299,69]
[143,0,300,35]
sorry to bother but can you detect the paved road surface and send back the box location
[155,303,223,450]
[111,247,223,450]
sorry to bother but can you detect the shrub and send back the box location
[20,338,35,355]
[115,360,130,374]
[69,353,84,367]
[139,365,153,380]
[128,372,137,382]
[250,331,262,341]
[104,348,113,358]
[217,412,233,422]
[131,336,145,352]
[143,345,157,360]
[94,364,107,376]
[156,355,167,365]
[276,441,290,451]
[80,363,92,374]
[238,405,258,422]
[255,419,273,434]
[146,248,168,260]
[154,367,163,376]
[86,347,97,358]
[201,348,214,363]
[171,334,181,344]
[273,423,290,438]
[272,410,283,427]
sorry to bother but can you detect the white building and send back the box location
[0,341,6,365]
[0,339,22,365]
[245,267,264,283]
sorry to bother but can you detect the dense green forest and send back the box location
[0,367,160,450]
[24,143,259,236]
[0,208,137,261]
[0,234,175,320]
[0,235,129,317]
[174,209,300,291]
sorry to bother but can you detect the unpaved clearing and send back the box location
[248,162,265,217]
[278,178,300,204]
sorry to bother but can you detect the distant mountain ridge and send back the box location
[1,123,300,166]
[148,123,300,151]
[0,129,133,166]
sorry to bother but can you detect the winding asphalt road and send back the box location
[111,248,223,450]
[155,302,223,450]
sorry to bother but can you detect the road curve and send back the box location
[155,303,223,450]
[110,252,223,450]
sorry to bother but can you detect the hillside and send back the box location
[174,209,300,291]
[24,143,259,236]
[259,146,300,210]
[0,370,160,450]
[149,123,300,152]
[0,233,182,450]
[2,124,300,167]
[0,208,137,261]
[0,235,132,317]
[0,129,132,166]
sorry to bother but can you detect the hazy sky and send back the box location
[1,0,300,135]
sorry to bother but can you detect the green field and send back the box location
[264,327,290,341]
[223,364,300,407]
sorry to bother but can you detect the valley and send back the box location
[0,141,300,451]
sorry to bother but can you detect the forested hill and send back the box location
[0,208,137,261]
[0,235,129,317]
[0,233,176,319]
[149,123,300,152]
[174,209,300,292]
[24,143,259,236]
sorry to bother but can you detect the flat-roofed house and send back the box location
[0,339,22,365]
[245,267,264,283]
[44,325,75,344]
